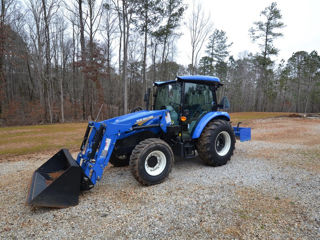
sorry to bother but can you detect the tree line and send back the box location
[0,0,319,126]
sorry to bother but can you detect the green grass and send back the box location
[0,112,291,159]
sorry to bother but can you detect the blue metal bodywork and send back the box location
[192,111,230,139]
[191,112,251,141]
[76,110,172,185]
[154,75,222,87]
[177,75,221,84]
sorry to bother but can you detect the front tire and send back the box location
[196,119,235,166]
[130,138,174,186]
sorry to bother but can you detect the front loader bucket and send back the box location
[27,149,83,208]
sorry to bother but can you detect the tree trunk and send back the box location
[42,0,53,123]
[78,0,87,120]
[160,35,168,81]
[0,0,6,112]
[142,1,148,102]
[60,27,65,123]
[122,0,128,114]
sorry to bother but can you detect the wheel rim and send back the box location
[144,150,167,176]
[215,131,231,156]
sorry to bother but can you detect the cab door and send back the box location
[182,83,215,137]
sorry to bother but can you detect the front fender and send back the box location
[191,112,230,139]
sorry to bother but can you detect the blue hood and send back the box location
[105,110,166,125]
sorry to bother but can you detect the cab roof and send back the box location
[154,75,222,86]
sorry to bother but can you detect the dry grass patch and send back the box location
[230,112,291,124]
[0,122,87,160]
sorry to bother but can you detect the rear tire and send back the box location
[109,153,130,167]
[196,119,235,166]
[130,138,174,186]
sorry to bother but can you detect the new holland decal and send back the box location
[135,116,154,126]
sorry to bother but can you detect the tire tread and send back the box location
[196,120,235,166]
[130,138,173,185]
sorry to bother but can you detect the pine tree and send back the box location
[249,2,284,111]
[205,29,232,64]
[198,29,232,77]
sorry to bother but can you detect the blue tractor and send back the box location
[27,75,251,208]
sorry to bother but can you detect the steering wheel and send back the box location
[189,105,203,120]
[130,106,143,113]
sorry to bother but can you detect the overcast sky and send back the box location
[177,0,320,66]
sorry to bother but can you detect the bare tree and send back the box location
[0,0,17,113]
[42,0,53,123]
[64,0,87,119]
[187,0,212,74]
[102,1,118,113]
[114,0,136,114]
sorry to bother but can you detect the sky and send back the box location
[177,0,320,66]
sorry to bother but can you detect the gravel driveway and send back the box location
[0,117,319,239]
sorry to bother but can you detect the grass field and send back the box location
[230,112,291,122]
[0,112,291,159]
[0,122,87,159]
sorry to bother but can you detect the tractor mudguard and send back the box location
[191,112,230,139]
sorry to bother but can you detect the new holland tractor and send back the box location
[27,75,251,208]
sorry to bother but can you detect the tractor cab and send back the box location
[153,76,226,139]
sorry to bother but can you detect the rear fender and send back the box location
[191,112,230,139]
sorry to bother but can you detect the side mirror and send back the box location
[218,96,230,110]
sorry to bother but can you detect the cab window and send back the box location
[154,83,181,124]
[183,83,213,133]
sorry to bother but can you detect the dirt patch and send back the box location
[250,117,320,146]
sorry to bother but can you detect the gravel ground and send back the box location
[0,117,319,239]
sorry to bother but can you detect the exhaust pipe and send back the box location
[26,149,90,208]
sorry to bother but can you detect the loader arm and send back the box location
[77,110,172,186]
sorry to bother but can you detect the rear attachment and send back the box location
[27,149,92,208]
[233,122,251,142]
